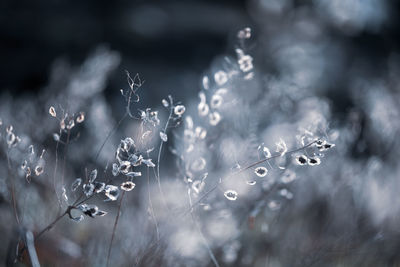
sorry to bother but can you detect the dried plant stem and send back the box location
[154,100,173,209]
[35,210,68,241]
[53,130,62,209]
[186,186,220,267]
[7,150,20,225]
[106,191,125,267]
[188,140,317,213]
[138,141,318,258]
[61,129,71,190]
[147,164,160,240]
[94,113,127,162]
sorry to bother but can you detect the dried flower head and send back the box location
[34,166,44,176]
[71,178,82,191]
[76,112,85,123]
[105,185,120,201]
[120,181,136,191]
[210,94,223,109]
[209,111,221,126]
[160,132,168,142]
[214,70,228,86]
[174,105,186,116]
[49,106,57,117]
[307,157,321,166]
[83,183,95,197]
[255,167,268,177]
[224,190,238,201]
[295,155,308,165]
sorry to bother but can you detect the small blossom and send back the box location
[209,111,221,126]
[120,181,136,191]
[295,155,308,165]
[263,147,271,158]
[126,171,142,177]
[210,94,223,109]
[191,157,206,172]
[255,167,268,177]
[21,160,27,170]
[162,99,169,107]
[238,55,253,72]
[129,154,143,166]
[195,127,207,139]
[307,157,321,166]
[174,105,186,116]
[281,170,296,184]
[237,27,251,39]
[276,138,288,156]
[214,70,228,86]
[78,204,98,218]
[198,102,209,117]
[34,166,44,176]
[112,163,119,176]
[119,161,131,174]
[246,180,256,186]
[76,112,85,123]
[202,76,209,90]
[49,106,57,117]
[71,178,82,191]
[94,182,106,193]
[62,187,68,203]
[142,158,155,168]
[160,132,168,142]
[94,210,107,216]
[224,190,238,201]
[60,118,67,130]
[66,119,75,130]
[105,185,120,201]
[318,142,335,151]
[89,169,98,183]
[83,183,95,197]
[53,133,60,142]
[191,180,205,194]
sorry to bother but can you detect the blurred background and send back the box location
[2,0,400,266]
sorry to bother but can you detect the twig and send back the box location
[188,140,318,211]
[106,191,125,267]
[154,96,174,209]
[186,186,220,267]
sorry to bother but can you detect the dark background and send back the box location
[0,0,250,101]
[1,0,400,122]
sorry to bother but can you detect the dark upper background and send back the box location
[0,0,249,102]
[1,0,400,106]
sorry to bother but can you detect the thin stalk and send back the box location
[106,191,125,267]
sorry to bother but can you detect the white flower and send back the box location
[174,105,186,116]
[224,190,238,201]
[255,167,268,177]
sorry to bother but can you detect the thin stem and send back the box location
[7,149,20,225]
[53,130,62,209]
[147,160,160,240]
[106,191,125,267]
[61,129,71,190]
[35,210,68,241]
[186,185,220,267]
[154,100,174,209]
[94,113,128,162]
